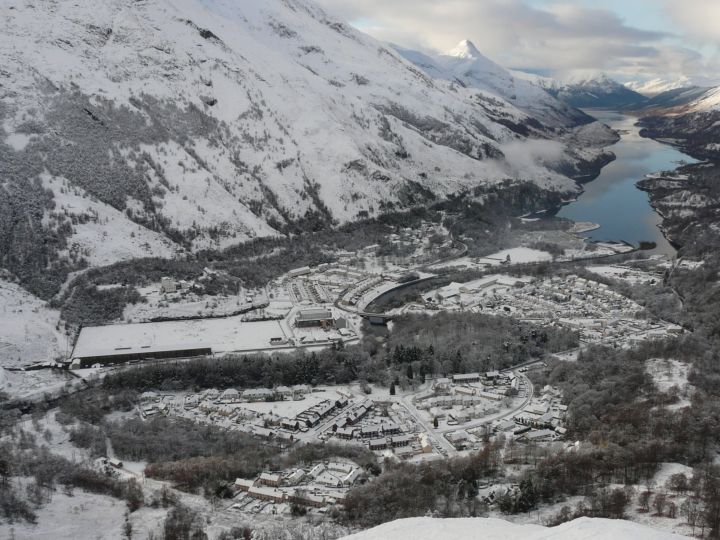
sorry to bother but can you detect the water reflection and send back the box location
[556,110,696,255]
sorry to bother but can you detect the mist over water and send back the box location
[556,110,697,255]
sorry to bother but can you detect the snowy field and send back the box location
[0,367,73,400]
[0,279,63,368]
[340,516,690,540]
[429,248,552,271]
[646,358,693,409]
[123,283,267,322]
[0,277,69,399]
[479,248,553,266]
[0,485,129,540]
[587,265,662,285]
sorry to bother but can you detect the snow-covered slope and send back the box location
[0,278,63,369]
[637,85,720,159]
[685,86,720,112]
[395,40,593,128]
[626,77,696,97]
[636,86,714,112]
[0,0,616,296]
[341,516,690,540]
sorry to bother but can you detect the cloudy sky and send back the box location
[316,0,720,84]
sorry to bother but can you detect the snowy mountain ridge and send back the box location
[394,39,595,128]
[526,72,648,109]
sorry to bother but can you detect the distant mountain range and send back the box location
[533,73,649,109]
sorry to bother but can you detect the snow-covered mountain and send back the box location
[637,85,720,159]
[340,516,690,540]
[513,71,649,109]
[626,75,720,97]
[626,77,696,97]
[0,0,616,298]
[394,40,594,128]
[636,86,714,112]
[541,74,649,109]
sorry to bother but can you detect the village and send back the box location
[398,265,683,349]
[130,360,573,517]
[62,224,688,518]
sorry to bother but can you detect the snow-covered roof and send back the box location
[71,316,287,360]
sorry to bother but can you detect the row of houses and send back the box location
[368,434,415,451]
[237,484,329,508]
[295,397,349,428]
[331,400,374,436]
[180,385,313,408]
[416,393,503,411]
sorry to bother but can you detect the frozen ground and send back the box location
[653,462,694,488]
[646,359,691,393]
[0,486,130,540]
[124,283,267,322]
[429,248,552,271]
[646,358,693,409]
[587,264,662,285]
[340,516,690,540]
[0,279,64,368]
[0,367,72,400]
[479,248,552,266]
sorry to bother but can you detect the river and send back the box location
[556,110,696,255]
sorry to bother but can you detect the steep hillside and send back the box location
[634,86,713,113]
[0,0,616,299]
[340,516,690,540]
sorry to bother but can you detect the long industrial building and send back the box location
[69,316,289,368]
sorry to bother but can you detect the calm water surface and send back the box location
[556,110,696,255]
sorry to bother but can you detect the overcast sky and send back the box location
[316,0,720,84]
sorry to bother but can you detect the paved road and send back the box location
[397,393,457,455]
[432,372,535,436]
[394,367,536,455]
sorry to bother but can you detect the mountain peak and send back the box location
[447,39,482,59]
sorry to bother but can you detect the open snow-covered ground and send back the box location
[429,248,552,271]
[0,279,63,368]
[0,485,131,540]
[0,277,74,400]
[340,516,690,540]
[646,358,693,409]
[588,264,662,286]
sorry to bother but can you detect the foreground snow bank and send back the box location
[340,516,690,540]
